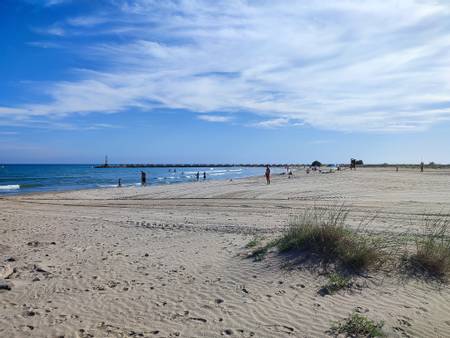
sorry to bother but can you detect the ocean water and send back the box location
[0,164,283,195]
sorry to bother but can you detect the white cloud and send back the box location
[27,41,61,48]
[8,0,450,132]
[44,0,70,6]
[67,16,108,27]
[253,118,290,129]
[197,115,232,122]
[34,25,66,36]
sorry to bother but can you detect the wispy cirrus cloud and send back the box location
[197,115,232,123]
[253,118,290,129]
[66,15,109,27]
[34,25,66,36]
[44,0,70,6]
[27,41,61,48]
[8,0,450,132]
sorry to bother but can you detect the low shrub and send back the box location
[320,273,352,295]
[330,312,385,337]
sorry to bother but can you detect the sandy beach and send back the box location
[1,167,450,337]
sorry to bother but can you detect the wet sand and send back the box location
[1,168,450,337]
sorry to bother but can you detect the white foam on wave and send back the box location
[0,184,20,190]
[97,184,117,188]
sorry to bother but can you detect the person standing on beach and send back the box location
[265,165,271,185]
[141,171,147,186]
[203,172,206,180]
[196,171,200,181]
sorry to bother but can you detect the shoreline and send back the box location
[0,167,281,198]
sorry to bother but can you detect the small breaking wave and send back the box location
[0,184,20,190]
[97,184,118,188]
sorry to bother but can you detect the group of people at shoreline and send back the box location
[117,165,352,187]
[117,170,209,187]
[119,166,283,187]
[116,165,298,188]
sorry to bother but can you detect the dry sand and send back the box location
[1,167,450,337]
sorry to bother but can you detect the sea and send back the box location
[0,164,284,195]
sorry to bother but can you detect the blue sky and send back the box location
[2,0,450,164]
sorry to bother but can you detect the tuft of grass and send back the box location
[277,206,383,272]
[404,215,450,280]
[331,312,385,337]
[248,239,279,261]
[320,273,352,295]
[245,237,262,248]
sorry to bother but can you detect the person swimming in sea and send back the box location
[265,165,271,185]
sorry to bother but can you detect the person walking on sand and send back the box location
[141,171,147,186]
[265,165,271,185]
[203,172,206,180]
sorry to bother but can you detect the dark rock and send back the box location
[0,279,11,290]
[4,256,15,262]
[318,287,330,297]
[33,265,48,274]
[23,310,36,317]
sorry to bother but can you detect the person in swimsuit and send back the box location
[265,165,271,185]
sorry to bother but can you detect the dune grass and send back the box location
[403,215,450,280]
[247,206,450,283]
[330,312,385,337]
[276,206,383,272]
